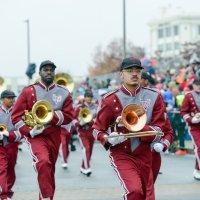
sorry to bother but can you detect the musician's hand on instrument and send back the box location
[0,130,9,140]
[30,125,45,138]
[192,116,200,124]
[107,132,126,146]
[116,116,124,127]
[116,116,122,123]
[153,142,164,153]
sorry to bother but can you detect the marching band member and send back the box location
[93,57,171,200]
[0,90,21,200]
[11,60,74,200]
[181,78,200,180]
[74,90,97,176]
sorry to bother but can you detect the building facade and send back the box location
[149,15,200,58]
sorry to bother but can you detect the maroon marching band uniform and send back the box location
[11,81,74,200]
[60,124,72,166]
[74,100,97,174]
[181,91,200,172]
[0,105,20,200]
[93,85,171,200]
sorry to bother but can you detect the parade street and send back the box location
[13,142,200,200]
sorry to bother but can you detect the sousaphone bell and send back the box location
[55,72,74,93]
[23,100,53,128]
[0,124,7,132]
[78,107,93,124]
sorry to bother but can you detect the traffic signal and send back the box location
[26,63,36,79]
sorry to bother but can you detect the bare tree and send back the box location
[88,38,145,76]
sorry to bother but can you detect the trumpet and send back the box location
[55,72,74,93]
[108,104,163,139]
[0,124,7,132]
[23,100,53,128]
[78,107,93,124]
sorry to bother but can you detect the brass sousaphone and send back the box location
[0,124,7,132]
[78,107,93,124]
[108,104,163,139]
[23,100,53,128]
[55,72,74,93]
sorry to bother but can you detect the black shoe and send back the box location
[18,147,22,151]
[86,171,92,177]
[71,145,76,151]
[80,168,92,177]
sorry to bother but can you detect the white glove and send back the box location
[107,132,126,146]
[116,116,124,127]
[153,143,164,153]
[30,125,45,138]
[0,130,9,140]
[191,116,200,124]
[79,120,86,126]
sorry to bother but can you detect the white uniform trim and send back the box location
[15,120,25,129]
[55,110,64,126]
[109,154,129,200]
[183,114,190,121]
[14,130,22,142]
[23,136,44,199]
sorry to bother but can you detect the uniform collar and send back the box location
[120,84,141,96]
[1,105,12,114]
[38,81,55,91]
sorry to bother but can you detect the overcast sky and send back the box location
[0,0,199,78]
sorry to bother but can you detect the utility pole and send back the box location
[123,0,126,58]
[24,19,31,84]
[25,19,31,66]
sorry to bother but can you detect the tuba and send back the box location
[55,72,74,93]
[23,100,53,128]
[0,124,7,132]
[109,104,163,139]
[78,107,93,124]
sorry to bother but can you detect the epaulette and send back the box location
[103,89,118,99]
[142,86,159,93]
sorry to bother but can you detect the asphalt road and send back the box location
[13,141,200,200]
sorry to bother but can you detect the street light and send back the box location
[123,0,126,58]
[24,19,31,67]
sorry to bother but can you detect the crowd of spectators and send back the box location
[74,59,200,154]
